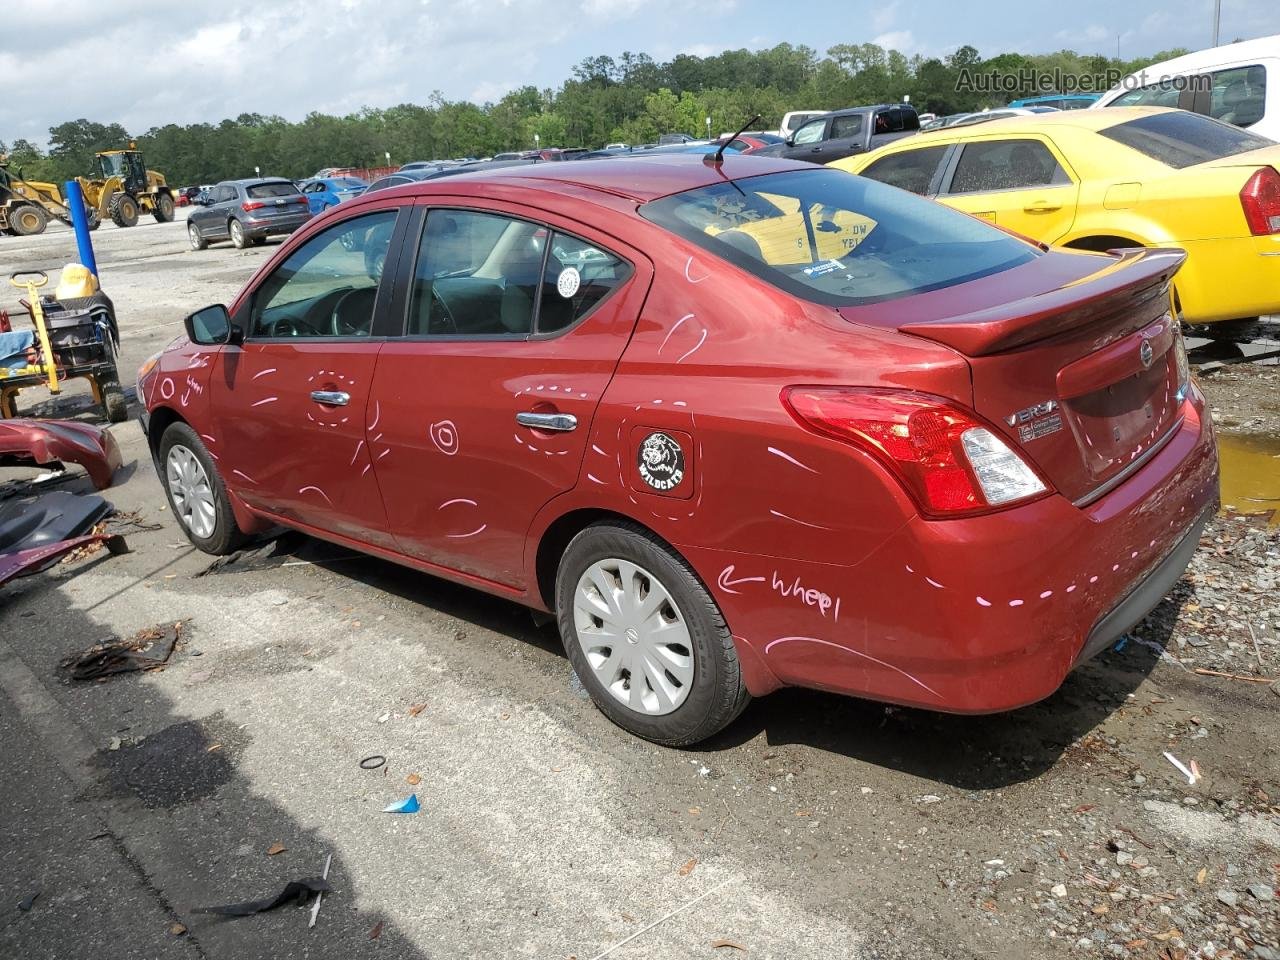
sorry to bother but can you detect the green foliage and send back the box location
[1,42,1184,186]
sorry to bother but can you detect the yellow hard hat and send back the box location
[55,263,99,300]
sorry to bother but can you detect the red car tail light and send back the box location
[295,195,308,205]
[1240,167,1280,236]
[782,387,1051,518]
[242,201,265,212]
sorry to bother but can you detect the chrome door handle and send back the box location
[516,411,577,432]
[310,390,349,406]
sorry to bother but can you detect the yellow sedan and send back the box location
[832,107,1280,330]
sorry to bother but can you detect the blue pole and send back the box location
[63,180,98,278]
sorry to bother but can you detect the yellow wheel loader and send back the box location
[80,146,175,228]
[0,156,96,237]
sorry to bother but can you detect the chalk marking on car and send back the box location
[763,635,940,699]
[251,397,277,407]
[349,440,365,465]
[676,329,707,364]
[716,564,767,595]
[429,420,459,456]
[659,314,695,354]
[767,446,818,474]
[299,485,332,504]
[768,509,832,531]
[447,524,487,539]
[368,400,381,431]
[159,377,174,400]
[232,469,256,484]
[440,498,478,509]
[252,368,276,379]
[684,256,709,284]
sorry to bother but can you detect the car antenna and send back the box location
[707,115,761,166]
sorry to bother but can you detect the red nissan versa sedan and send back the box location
[138,154,1218,746]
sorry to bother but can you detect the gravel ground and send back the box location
[0,219,1276,960]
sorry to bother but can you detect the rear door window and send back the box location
[830,115,863,139]
[947,139,1071,194]
[214,185,237,204]
[1099,110,1273,168]
[408,210,545,337]
[859,145,950,195]
[1209,64,1267,128]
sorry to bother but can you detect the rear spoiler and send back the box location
[899,248,1186,356]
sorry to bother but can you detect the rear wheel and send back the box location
[86,207,101,231]
[8,204,48,236]
[157,422,246,555]
[188,221,207,251]
[108,192,139,227]
[152,191,175,223]
[229,218,249,249]
[555,522,750,746]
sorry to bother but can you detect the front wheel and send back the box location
[109,192,139,227]
[555,522,750,746]
[229,218,249,249]
[157,422,246,555]
[188,221,207,251]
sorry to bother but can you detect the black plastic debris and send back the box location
[191,877,331,917]
[60,623,182,681]
[18,889,40,912]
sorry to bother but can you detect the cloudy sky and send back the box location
[2,0,1275,145]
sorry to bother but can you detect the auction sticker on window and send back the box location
[556,266,581,298]
[637,432,685,491]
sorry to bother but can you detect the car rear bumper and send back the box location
[1174,234,1280,323]
[242,212,310,237]
[692,391,1219,710]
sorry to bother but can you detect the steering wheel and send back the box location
[271,317,320,337]
[428,286,458,335]
[329,286,377,336]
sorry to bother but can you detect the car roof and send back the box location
[903,105,1181,143]
[219,177,295,187]
[1110,33,1278,81]
[388,152,812,203]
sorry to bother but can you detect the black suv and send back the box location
[187,178,312,250]
[754,104,921,164]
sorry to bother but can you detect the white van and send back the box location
[778,110,826,139]
[1093,35,1279,142]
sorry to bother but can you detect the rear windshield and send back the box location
[640,168,1038,307]
[335,178,366,188]
[1099,111,1272,169]
[247,181,301,199]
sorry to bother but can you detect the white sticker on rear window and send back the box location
[557,266,581,298]
[802,259,845,277]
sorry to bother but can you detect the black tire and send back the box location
[555,521,750,746]
[108,192,139,227]
[8,204,48,236]
[188,221,207,251]
[156,422,246,555]
[229,218,249,249]
[152,191,175,223]
[252,235,267,246]
[1196,317,1264,343]
[86,207,101,231]
[98,377,128,423]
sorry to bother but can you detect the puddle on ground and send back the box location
[1218,433,1280,525]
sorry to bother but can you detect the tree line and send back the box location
[2,42,1186,187]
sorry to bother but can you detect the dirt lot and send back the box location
[0,218,1277,960]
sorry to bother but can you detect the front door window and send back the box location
[250,212,397,338]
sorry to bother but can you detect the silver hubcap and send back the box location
[574,558,694,716]
[166,444,216,539]
[189,225,200,246]
[231,222,243,243]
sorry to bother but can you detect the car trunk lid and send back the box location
[838,247,1187,504]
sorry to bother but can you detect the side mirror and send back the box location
[785,134,796,146]
[184,304,238,346]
